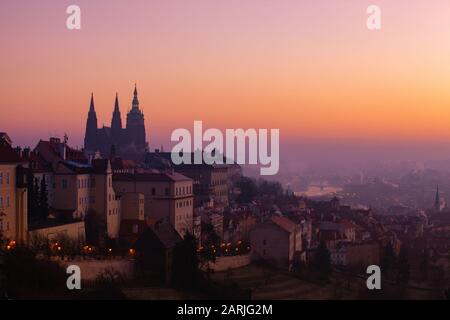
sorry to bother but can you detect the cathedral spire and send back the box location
[434,185,440,211]
[132,84,139,110]
[114,92,120,112]
[89,93,95,112]
[111,92,122,134]
[84,92,98,152]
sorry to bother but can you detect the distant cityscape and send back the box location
[0,86,449,300]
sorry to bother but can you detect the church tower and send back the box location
[126,84,147,152]
[84,93,98,151]
[434,185,441,212]
[111,93,122,148]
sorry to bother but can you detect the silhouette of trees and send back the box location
[172,232,199,289]
[26,173,50,224]
[235,177,258,203]
[39,175,49,221]
[314,239,332,279]
[396,245,410,286]
[381,242,397,279]
[26,172,39,223]
[419,250,429,282]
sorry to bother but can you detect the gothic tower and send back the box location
[434,185,440,211]
[84,93,98,151]
[126,84,146,152]
[111,92,122,148]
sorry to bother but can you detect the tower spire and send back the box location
[435,185,440,211]
[114,92,119,112]
[84,92,98,152]
[111,92,123,133]
[89,93,95,112]
[132,84,139,110]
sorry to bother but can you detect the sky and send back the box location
[2,0,450,162]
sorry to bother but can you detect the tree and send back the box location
[314,239,332,279]
[39,175,49,221]
[235,177,258,203]
[172,232,199,289]
[381,242,397,279]
[397,244,410,286]
[258,179,283,197]
[26,171,39,223]
[419,250,429,282]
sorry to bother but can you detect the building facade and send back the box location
[113,171,194,237]
[0,133,28,243]
[53,159,121,239]
[249,216,302,269]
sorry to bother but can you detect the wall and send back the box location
[60,259,135,280]
[29,221,85,242]
[203,254,251,272]
[121,192,144,220]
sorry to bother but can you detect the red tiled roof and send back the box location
[0,139,23,164]
[113,171,191,182]
[271,215,297,233]
[340,219,356,229]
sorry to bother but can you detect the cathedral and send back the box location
[84,85,148,160]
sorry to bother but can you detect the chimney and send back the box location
[49,137,61,144]
[22,147,30,159]
[15,146,22,157]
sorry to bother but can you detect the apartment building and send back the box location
[0,133,28,243]
[113,171,194,237]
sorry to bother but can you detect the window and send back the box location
[165,188,169,196]
[0,196,2,208]
[6,173,9,184]
[62,179,68,189]
[6,196,10,207]
[152,188,155,196]
[0,173,2,184]
[91,179,96,188]
[132,224,139,234]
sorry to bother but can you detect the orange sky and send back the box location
[2,0,450,149]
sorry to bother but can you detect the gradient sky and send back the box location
[2,0,450,154]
